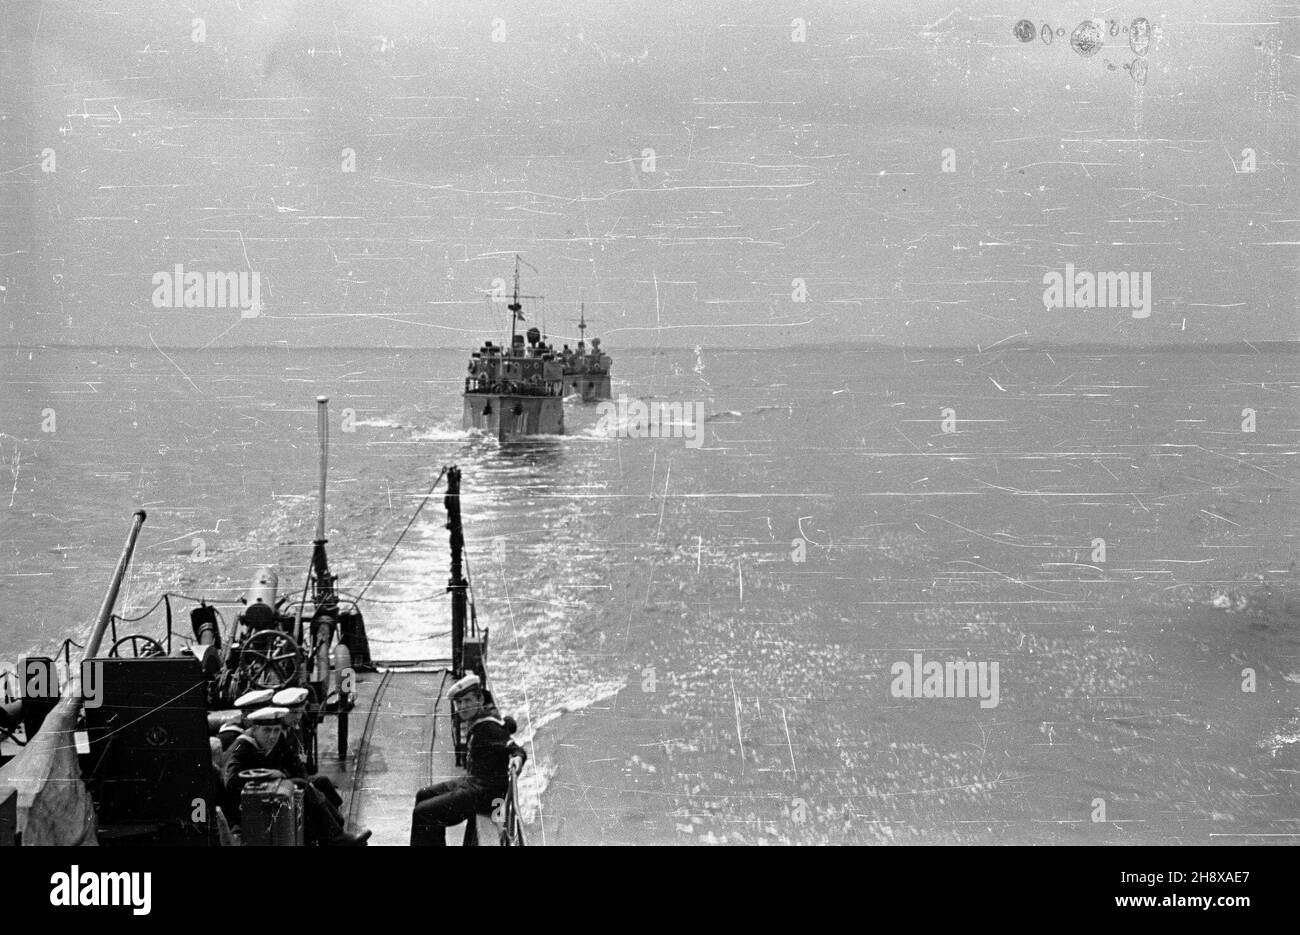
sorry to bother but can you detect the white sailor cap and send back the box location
[449,674,482,699]
[218,722,243,736]
[246,706,289,725]
[234,688,275,710]
[272,687,310,709]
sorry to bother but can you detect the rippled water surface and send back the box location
[2,344,1298,843]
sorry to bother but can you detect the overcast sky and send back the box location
[1,0,1295,348]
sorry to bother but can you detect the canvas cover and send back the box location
[0,692,97,846]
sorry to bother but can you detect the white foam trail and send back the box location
[410,419,475,441]
[1261,720,1300,756]
[512,678,627,824]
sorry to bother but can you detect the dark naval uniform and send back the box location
[221,733,276,826]
[410,715,526,846]
[222,732,346,845]
[277,732,344,809]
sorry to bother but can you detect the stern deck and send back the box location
[316,663,462,846]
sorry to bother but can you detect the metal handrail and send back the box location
[502,760,526,846]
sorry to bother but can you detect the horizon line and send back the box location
[5,339,1299,354]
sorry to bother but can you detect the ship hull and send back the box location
[463,393,564,441]
[564,373,612,402]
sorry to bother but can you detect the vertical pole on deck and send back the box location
[446,466,467,677]
[311,396,335,603]
[315,396,329,544]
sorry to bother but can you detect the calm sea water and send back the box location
[2,344,1299,844]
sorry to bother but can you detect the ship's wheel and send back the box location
[238,630,303,691]
[107,635,167,658]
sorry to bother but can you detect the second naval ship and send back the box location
[561,307,613,402]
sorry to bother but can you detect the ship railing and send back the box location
[92,590,340,711]
[90,590,347,771]
[457,760,525,846]
[98,591,244,661]
[500,760,526,846]
[465,378,562,398]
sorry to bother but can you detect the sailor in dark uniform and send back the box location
[221,706,286,826]
[222,706,369,846]
[410,674,527,846]
[271,686,343,810]
[217,721,243,752]
[233,688,275,722]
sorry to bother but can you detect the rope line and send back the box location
[165,594,247,605]
[334,590,442,605]
[364,630,451,644]
[354,468,448,603]
[424,669,451,788]
[345,668,393,830]
[110,595,169,623]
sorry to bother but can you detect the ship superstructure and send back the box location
[463,257,565,440]
[560,306,613,401]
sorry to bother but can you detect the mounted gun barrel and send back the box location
[84,510,147,663]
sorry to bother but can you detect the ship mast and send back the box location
[505,254,543,349]
[508,255,522,346]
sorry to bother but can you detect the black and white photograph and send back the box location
[0,0,1293,895]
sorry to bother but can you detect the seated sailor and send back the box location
[233,688,275,720]
[409,674,526,846]
[222,706,369,846]
[217,721,243,752]
[270,686,312,761]
[270,686,343,810]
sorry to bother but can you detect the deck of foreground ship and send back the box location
[316,662,460,846]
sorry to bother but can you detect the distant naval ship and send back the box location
[561,307,613,402]
[462,257,565,441]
